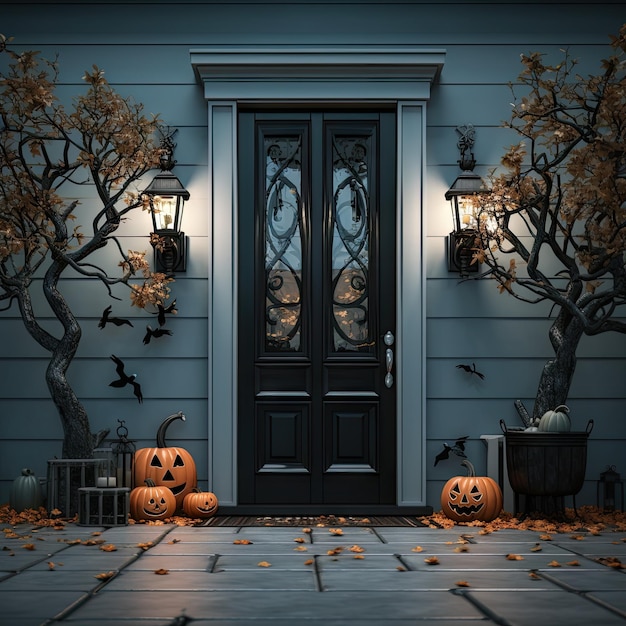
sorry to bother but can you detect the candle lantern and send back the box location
[596,465,624,512]
[111,420,136,490]
[93,446,116,488]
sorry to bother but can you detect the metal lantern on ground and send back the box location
[143,135,190,274]
[596,465,624,512]
[445,124,488,277]
[111,420,136,490]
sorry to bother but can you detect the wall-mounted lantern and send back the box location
[445,124,488,277]
[143,135,190,274]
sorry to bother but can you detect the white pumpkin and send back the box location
[538,405,571,432]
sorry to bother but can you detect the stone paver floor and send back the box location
[1,521,626,625]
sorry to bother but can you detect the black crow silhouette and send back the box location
[156,300,177,327]
[109,354,143,403]
[98,305,133,329]
[143,325,173,345]
[434,436,469,466]
[456,363,485,380]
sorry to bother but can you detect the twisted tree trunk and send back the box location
[532,309,584,421]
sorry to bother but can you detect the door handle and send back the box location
[384,331,394,388]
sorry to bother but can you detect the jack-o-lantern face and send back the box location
[183,489,219,518]
[446,481,484,516]
[130,479,177,521]
[440,460,503,523]
[134,412,197,509]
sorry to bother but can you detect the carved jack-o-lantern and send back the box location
[130,478,177,521]
[440,460,503,522]
[182,488,219,518]
[134,412,197,508]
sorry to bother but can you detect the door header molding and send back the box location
[191,45,445,101]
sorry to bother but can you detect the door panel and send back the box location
[238,111,396,510]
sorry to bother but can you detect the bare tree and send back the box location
[0,37,173,458]
[473,25,626,420]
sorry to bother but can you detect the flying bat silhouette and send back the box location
[143,325,173,345]
[98,305,133,329]
[155,300,177,327]
[456,363,485,380]
[434,436,469,466]
[109,354,143,403]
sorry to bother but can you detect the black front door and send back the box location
[238,111,396,511]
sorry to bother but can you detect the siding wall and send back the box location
[1,0,625,511]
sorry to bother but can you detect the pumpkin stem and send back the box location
[144,478,156,487]
[461,459,476,477]
[156,411,186,448]
[554,404,570,413]
[21,468,35,476]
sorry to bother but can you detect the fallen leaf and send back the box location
[327,547,344,556]
[570,535,585,541]
[424,556,440,565]
[548,560,561,567]
[233,539,253,545]
[539,534,552,541]
[91,531,102,536]
[294,537,305,543]
[94,571,115,580]
[453,546,469,553]
[566,560,580,566]
[257,561,271,567]
[531,544,543,552]
[304,559,314,565]
[329,528,343,536]
[47,561,56,570]
[22,543,35,550]
[506,554,524,561]
[529,572,541,580]
[168,538,181,544]
[137,542,154,550]
[154,568,169,575]
[294,546,308,552]
[99,544,117,552]
[349,545,365,553]
[302,528,312,534]
[455,580,470,587]
[411,546,423,552]
[353,554,365,559]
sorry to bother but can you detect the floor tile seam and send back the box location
[35,525,179,625]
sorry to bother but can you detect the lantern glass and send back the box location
[93,447,116,488]
[151,196,181,231]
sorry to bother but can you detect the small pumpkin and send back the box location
[538,405,571,432]
[9,468,44,513]
[130,478,177,521]
[134,411,197,508]
[182,488,219,518]
[441,459,503,522]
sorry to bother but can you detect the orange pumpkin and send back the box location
[134,412,197,509]
[440,460,503,522]
[182,488,219,518]
[130,478,177,521]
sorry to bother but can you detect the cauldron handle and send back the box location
[500,419,508,434]
[586,419,594,434]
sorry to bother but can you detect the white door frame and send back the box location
[191,45,445,507]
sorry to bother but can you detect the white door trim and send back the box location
[191,45,445,507]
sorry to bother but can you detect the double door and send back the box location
[238,111,396,510]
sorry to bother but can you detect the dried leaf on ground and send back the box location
[99,544,117,552]
[548,560,561,567]
[154,568,169,575]
[412,546,423,552]
[424,556,440,565]
[506,554,524,560]
[233,539,253,545]
[455,580,470,587]
[257,561,271,567]
[94,571,115,580]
